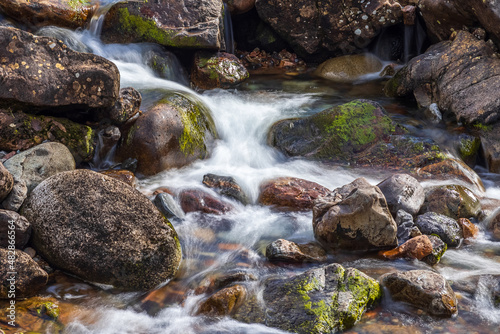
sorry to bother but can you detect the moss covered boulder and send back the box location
[191,51,249,90]
[268,99,447,170]
[116,92,217,176]
[233,263,381,333]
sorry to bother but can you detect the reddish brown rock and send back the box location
[191,51,249,90]
[265,239,326,263]
[179,189,233,215]
[225,0,254,14]
[379,235,433,261]
[458,218,479,239]
[258,177,329,211]
[100,169,136,187]
[196,284,247,317]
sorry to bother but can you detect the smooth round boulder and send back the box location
[21,169,182,291]
[314,54,383,83]
[377,174,425,216]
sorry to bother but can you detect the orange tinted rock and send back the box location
[196,284,247,317]
[379,235,433,261]
[458,218,479,239]
[100,169,136,187]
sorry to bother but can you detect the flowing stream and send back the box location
[21,6,500,334]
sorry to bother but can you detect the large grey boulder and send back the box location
[377,174,425,216]
[21,169,182,291]
[313,177,398,251]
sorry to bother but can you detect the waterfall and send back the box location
[87,0,123,37]
[223,3,235,54]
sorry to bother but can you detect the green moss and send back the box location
[35,302,60,320]
[458,136,481,160]
[67,0,90,11]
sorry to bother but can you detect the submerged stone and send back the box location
[314,54,383,83]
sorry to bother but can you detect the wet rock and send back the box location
[153,192,185,220]
[415,212,463,247]
[0,27,119,112]
[421,235,448,266]
[22,169,182,291]
[106,87,141,125]
[225,0,255,15]
[36,26,92,53]
[102,0,226,49]
[314,54,383,83]
[0,209,31,248]
[0,161,13,201]
[265,239,326,263]
[313,177,398,251]
[457,218,479,239]
[196,284,247,317]
[258,177,329,211]
[0,249,48,299]
[179,189,233,215]
[0,110,95,163]
[233,263,382,333]
[385,31,500,125]
[116,92,217,176]
[395,209,415,245]
[382,270,458,317]
[478,124,500,174]
[99,169,136,188]
[203,173,249,204]
[421,185,481,220]
[457,134,481,168]
[1,177,27,211]
[143,48,189,85]
[379,235,446,265]
[269,99,447,171]
[377,174,425,216]
[196,270,257,295]
[3,142,75,193]
[487,209,500,241]
[94,125,120,166]
[238,48,305,72]
[255,0,403,58]
[191,51,249,90]
[0,0,92,29]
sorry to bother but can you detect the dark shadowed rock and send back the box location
[265,239,326,263]
[233,263,382,333]
[203,173,249,204]
[258,177,329,211]
[478,124,500,174]
[0,249,48,299]
[191,51,249,90]
[153,192,185,220]
[421,185,481,220]
[0,209,31,248]
[21,169,182,291]
[0,27,119,112]
[377,174,425,216]
[106,87,141,125]
[415,212,463,247]
[0,161,13,201]
[382,270,458,317]
[313,177,398,251]
[179,189,233,215]
[395,209,416,245]
[196,284,247,317]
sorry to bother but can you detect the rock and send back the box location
[395,209,415,245]
[457,134,481,168]
[203,173,249,204]
[116,92,217,176]
[377,174,425,216]
[258,177,329,211]
[457,218,479,239]
[196,284,247,317]
[3,142,75,193]
[106,87,141,125]
[265,239,326,263]
[0,27,119,112]
[99,169,136,188]
[421,185,481,220]
[0,161,13,201]
[179,189,233,215]
[102,0,226,49]
[385,31,500,125]
[415,212,463,247]
[487,209,500,241]
[0,110,95,163]
[478,124,500,174]
[233,263,382,333]
[1,177,27,211]
[314,54,383,83]
[225,0,255,15]
[0,209,31,248]
[421,235,447,266]
[0,249,48,299]
[268,99,447,170]
[21,169,182,291]
[0,0,92,29]
[191,51,249,90]
[313,177,398,251]
[93,125,120,166]
[153,192,185,220]
[379,235,446,265]
[255,0,403,58]
[195,270,257,295]
[35,26,92,53]
[382,270,458,317]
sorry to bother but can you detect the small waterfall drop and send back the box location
[223,3,235,54]
[87,0,122,37]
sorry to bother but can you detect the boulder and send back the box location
[379,235,446,265]
[457,218,479,239]
[415,212,463,247]
[203,173,249,204]
[255,0,403,58]
[116,92,217,176]
[196,284,247,317]
[377,174,425,216]
[395,209,416,245]
[268,99,447,170]
[313,177,398,251]
[258,177,329,211]
[385,31,500,125]
[421,185,481,220]
[0,161,13,201]
[21,169,182,291]
[0,110,95,163]
[0,249,48,299]
[102,0,226,49]
[265,239,326,263]
[0,0,92,29]
[0,27,119,112]
[0,209,31,248]
[179,189,233,215]
[314,54,383,83]
[191,51,249,90]
[225,0,255,15]
[233,263,382,333]
[106,87,141,125]
[457,133,481,168]
[153,192,185,220]
[382,270,458,317]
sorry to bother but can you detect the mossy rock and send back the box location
[191,51,249,90]
[0,297,63,333]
